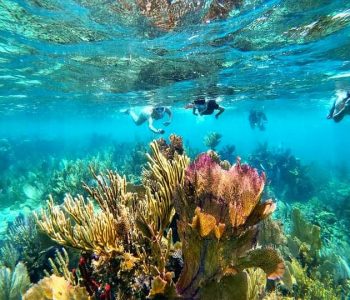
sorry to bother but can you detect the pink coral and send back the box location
[174,153,282,298]
[180,154,274,230]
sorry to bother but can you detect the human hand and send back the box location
[157,129,165,134]
[215,114,219,119]
[163,121,171,126]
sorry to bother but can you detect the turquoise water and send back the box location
[1,0,350,299]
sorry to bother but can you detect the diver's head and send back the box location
[185,103,195,109]
[194,96,206,104]
[153,106,165,114]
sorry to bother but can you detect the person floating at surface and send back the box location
[185,97,225,119]
[249,110,267,131]
[122,106,172,134]
[327,90,350,122]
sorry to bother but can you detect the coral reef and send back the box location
[276,206,350,299]
[204,132,222,150]
[2,136,350,299]
[287,208,321,264]
[249,143,314,201]
[0,262,30,300]
[50,153,114,200]
[174,154,283,299]
[35,139,283,299]
[219,144,236,163]
[119,142,148,183]
[283,258,346,300]
[156,134,184,160]
[258,217,287,248]
[23,274,90,300]
[1,214,58,282]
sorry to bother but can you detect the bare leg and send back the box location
[129,110,148,125]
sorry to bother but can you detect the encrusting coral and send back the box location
[35,137,284,299]
[23,274,90,300]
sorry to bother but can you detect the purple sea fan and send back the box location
[174,154,282,299]
[180,153,275,230]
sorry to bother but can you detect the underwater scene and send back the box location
[1,0,350,299]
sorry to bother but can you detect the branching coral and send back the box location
[35,138,284,299]
[155,134,184,160]
[2,214,57,282]
[35,194,129,257]
[249,143,314,201]
[36,140,189,298]
[0,243,20,270]
[37,165,137,258]
[136,140,189,295]
[204,132,222,150]
[45,248,75,284]
[174,154,284,298]
[284,259,344,300]
[0,262,30,300]
[219,144,236,163]
[139,140,189,236]
[50,154,114,200]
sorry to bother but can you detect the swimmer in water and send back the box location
[327,90,350,122]
[249,110,268,131]
[185,97,225,119]
[122,106,172,134]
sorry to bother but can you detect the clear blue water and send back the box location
[1,0,350,297]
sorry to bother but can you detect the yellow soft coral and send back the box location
[23,275,90,300]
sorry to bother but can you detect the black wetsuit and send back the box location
[195,99,220,115]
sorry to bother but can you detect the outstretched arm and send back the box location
[163,107,172,126]
[148,117,164,134]
[215,106,225,119]
[327,100,336,119]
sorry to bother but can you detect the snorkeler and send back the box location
[185,97,225,119]
[327,90,350,122]
[249,110,267,131]
[122,106,172,134]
